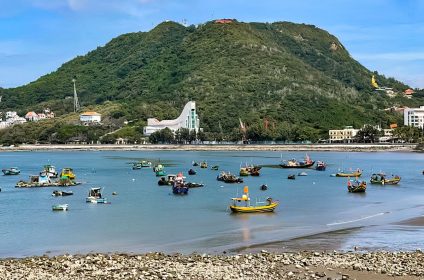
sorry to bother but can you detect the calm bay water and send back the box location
[0,150,423,257]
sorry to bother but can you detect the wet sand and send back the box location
[396,216,424,226]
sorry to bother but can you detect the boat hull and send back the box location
[336,172,362,177]
[230,202,279,213]
[52,204,68,211]
[279,162,315,169]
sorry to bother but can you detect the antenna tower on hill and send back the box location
[72,78,80,112]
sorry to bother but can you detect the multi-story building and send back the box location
[143,101,200,136]
[404,106,424,129]
[328,126,359,143]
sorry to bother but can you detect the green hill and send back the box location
[0,20,421,143]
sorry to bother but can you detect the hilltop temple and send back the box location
[143,101,200,136]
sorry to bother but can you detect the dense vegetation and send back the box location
[0,19,423,144]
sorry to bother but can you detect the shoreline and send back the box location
[0,143,417,152]
[1,251,423,279]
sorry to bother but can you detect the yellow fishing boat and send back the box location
[229,186,279,213]
[239,168,250,176]
[336,169,362,177]
[60,168,76,180]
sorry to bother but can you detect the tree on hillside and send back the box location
[148,128,174,144]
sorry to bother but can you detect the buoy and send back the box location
[132,178,135,181]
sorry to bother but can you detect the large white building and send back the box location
[404,106,424,129]
[143,101,200,136]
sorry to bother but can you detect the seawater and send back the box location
[0,150,423,257]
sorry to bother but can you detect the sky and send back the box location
[0,0,423,89]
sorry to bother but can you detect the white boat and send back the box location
[52,204,68,211]
[86,187,108,204]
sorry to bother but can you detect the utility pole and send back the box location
[72,78,80,112]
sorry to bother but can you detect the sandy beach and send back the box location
[0,143,417,152]
[1,251,423,280]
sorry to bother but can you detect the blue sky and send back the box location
[0,0,423,88]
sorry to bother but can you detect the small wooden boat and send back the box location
[192,161,199,167]
[211,165,219,170]
[52,204,68,211]
[60,168,76,180]
[132,163,142,170]
[185,182,204,188]
[158,174,177,186]
[217,172,243,183]
[370,173,401,185]
[239,168,250,176]
[336,169,362,177]
[249,167,261,176]
[200,161,208,168]
[188,169,196,175]
[287,174,296,180]
[43,165,58,178]
[315,161,326,171]
[280,154,315,169]
[86,187,108,203]
[153,164,164,172]
[2,167,20,176]
[139,160,152,167]
[260,184,268,191]
[52,190,74,196]
[298,172,308,176]
[347,180,367,193]
[229,186,278,213]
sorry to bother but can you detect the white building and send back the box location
[80,112,102,123]
[25,112,39,122]
[6,111,17,119]
[404,106,424,129]
[329,126,359,143]
[143,101,200,136]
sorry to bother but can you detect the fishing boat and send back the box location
[229,186,279,213]
[192,161,199,167]
[298,172,308,176]
[185,182,204,188]
[211,165,219,171]
[200,161,208,168]
[52,204,68,211]
[139,160,152,167]
[347,179,367,193]
[217,172,243,183]
[158,174,177,186]
[2,167,20,176]
[370,173,401,185]
[249,166,261,176]
[132,163,142,170]
[336,169,362,177]
[188,169,196,175]
[153,164,164,172]
[287,174,296,180]
[172,173,188,195]
[60,168,76,180]
[260,184,268,191]
[315,161,326,171]
[86,187,108,203]
[43,165,58,178]
[280,154,315,168]
[239,168,250,176]
[52,190,74,196]
[156,170,166,177]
